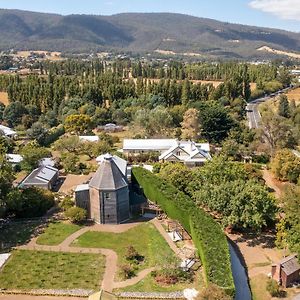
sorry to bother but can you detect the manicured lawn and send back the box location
[0,250,105,290]
[0,221,43,252]
[72,223,175,276]
[250,274,271,300]
[36,221,82,245]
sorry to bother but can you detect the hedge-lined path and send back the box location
[150,219,183,258]
[15,218,179,293]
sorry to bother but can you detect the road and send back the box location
[246,87,291,129]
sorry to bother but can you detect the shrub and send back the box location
[125,245,143,264]
[65,207,87,223]
[6,187,55,218]
[59,197,74,212]
[266,279,280,297]
[132,167,235,296]
[271,149,300,183]
[196,284,232,300]
[120,264,135,279]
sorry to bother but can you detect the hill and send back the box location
[0,9,300,59]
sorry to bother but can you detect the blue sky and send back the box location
[0,0,300,32]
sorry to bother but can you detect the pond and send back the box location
[229,243,252,300]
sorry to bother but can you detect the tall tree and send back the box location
[181,108,201,140]
[278,95,290,118]
[0,150,14,217]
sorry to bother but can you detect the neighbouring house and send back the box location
[39,157,56,168]
[79,136,100,143]
[272,254,300,288]
[75,153,130,224]
[0,125,17,139]
[19,165,59,191]
[6,154,23,167]
[123,139,211,167]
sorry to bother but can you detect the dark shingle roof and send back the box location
[89,154,128,191]
[281,254,300,276]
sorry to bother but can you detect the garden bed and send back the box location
[0,250,105,290]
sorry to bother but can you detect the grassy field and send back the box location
[36,221,82,246]
[0,92,9,106]
[0,250,105,290]
[250,274,271,300]
[0,221,43,252]
[286,87,300,105]
[72,223,175,276]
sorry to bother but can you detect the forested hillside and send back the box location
[1,9,300,58]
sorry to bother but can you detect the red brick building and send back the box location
[272,254,300,288]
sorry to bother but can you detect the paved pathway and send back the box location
[150,219,182,258]
[113,267,156,289]
[15,218,180,294]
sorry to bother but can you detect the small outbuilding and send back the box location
[19,165,59,191]
[272,254,300,288]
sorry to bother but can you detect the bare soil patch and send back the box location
[286,87,300,105]
[0,92,9,106]
[58,173,94,194]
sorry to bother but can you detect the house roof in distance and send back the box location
[123,139,210,153]
[6,154,23,164]
[79,136,99,142]
[39,157,56,167]
[123,139,177,151]
[89,153,128,191]
[159,141,211,161]
[0,125,17,137]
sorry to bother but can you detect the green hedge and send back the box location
[132,167,235,296]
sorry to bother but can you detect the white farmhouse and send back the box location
[123,139,211,167]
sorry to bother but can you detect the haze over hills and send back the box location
[1,9,300,59]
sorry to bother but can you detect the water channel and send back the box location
[229,243,252,300]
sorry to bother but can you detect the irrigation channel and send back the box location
[229,243,252,300]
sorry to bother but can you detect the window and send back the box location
[176,151,181,156]
[104,193,111,201]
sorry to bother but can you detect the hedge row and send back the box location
[132,167,235,296]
